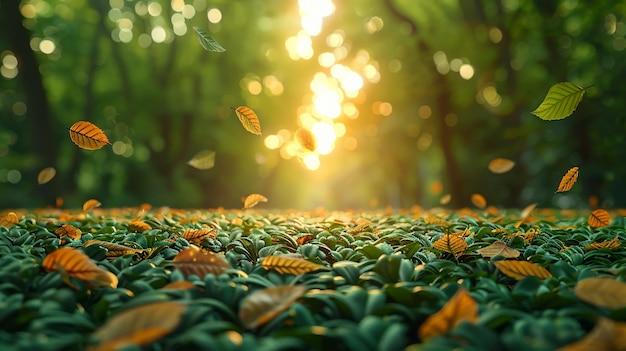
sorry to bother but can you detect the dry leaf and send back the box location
[556,166,579,193]
[470,194,487,209]
[173,245,231,278]
[295,128,316,152]
[37,167,56,185]
[296,234,313,246]
[494,260,552,280]
[42,247,118,288]
[69,121,111,150]
[55,224,82,241]
[424,216,452,227]
[83,199,102,212]
[239,285,307,329]
[234,106,262,135]
[477,241,520,259]
[187,150,216,170]
[261,255,325,275]
[84,240,147,260]
[418,287,478,340]
[520,203,538,219]
[88,301,187,351]
[433,235,468,257]
[439,194,451,205]
[128,220,151,232]
[0,211,19,227]
[585,236,621,251]
[242,193,268,210]
[488,158,515,174]
[574,277,626,309]
[557,317,626,351]
[182,228,217,246]
[588,209,610,228]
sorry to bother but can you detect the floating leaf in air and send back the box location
[239,285,307,329]
[520,203,538,219]
[193,26,226,52]
[295,128,316,152]
[585,236,621,251]
[418,287,478,340]
[558,317,626,351]
[262,255,326,275]
[531,82,590,120]
[55,224,82,241]
[89,301,187,351]
[42,247,118,288]
[588,209,610,228]
[84,240,148,260]
[233,106,262,135]
[187,150,216,170]
[488,158,515,174]
[432,234,468,257]
[37,167,56,185]
[173,245,231,278]
[182,228,217,246]
[69,121,111,150]
[242,193,268,210]
[494,260,552,280]
[439,194,451,205]
[470,194,487,209]
[556,166,579,193]
[0,211,19,228]
[477,241,520,259]
[574,277,626,309]
[83,199,102,212]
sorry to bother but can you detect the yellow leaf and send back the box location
[585,236,621,251]
[556,166,579,193]
[418,287,478,340]
[432,234,468,257]
[494,260,552,280]
[588,209,610,228]
[69,121,111,150]
[234,106,262,135]
[574,277,626,309]
[557,317,626,351]
[128,220,152,233]
[187,150,216,170]
[83,199,102,212]
[488,158,515,174]
[261,255,326,275]
[242,193,268,210]
[520,203,538,219]
[0,211,20,228]
[470,194,487,209]
[42,247,118,288]
[295,128,316,152]
[37,167,56,185]
[182,228,217,246]
[239,285,306,329]
[439,194,451,205]
[476,241,520,259]
[173,245,231,278]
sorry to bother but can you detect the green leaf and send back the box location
[193,26,226,52]
[531,82,590,120]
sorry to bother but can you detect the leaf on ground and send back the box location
[470,194,487,209]
[88,301,187,351]
[84,240,147,259]
[234,106,262,135]
[69,121,111,150]
[557,317,626,351]
[477,241,520,259]
[42,247,118,288]
[585,236,621,251]
[55,224,82,241]
[37,167,56,185]
[173,245,231,278]
[295,234,313,246]
[83,199,102,212]
[0,211,20,227]
[488,158,515,174]
[295,128,316,152]
[187,150,216,170]
[239,285,307,329]
[588,209,610,228]
[433,234,468,257]
[193,26,226,52]
[128,220,152,233]
[261,255,325,275]
[494,260,552,280]
[182,228,217,246]
[418,287,478,340]
[556,166,579,193]
[574,277,626,309]
[242,193,268,210]
[531,82,589,120]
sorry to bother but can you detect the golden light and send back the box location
[459,64,475,80]
[208,8,222,23]
[340,71,363,97]
[302,153,320,171]
[326,31,344,47]
[311,122,336,155]
[298,0,334,19]
[313,90,342,118]
[264,135,280,150]
[318,52,335,67]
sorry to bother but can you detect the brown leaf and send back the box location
[433,234,468,257]
[477,241,520,259]
[239,285,307,329]
[83,199,102,212]
[0,211,20,228]
[488,158,515,174]
[55,224,82,241]
[520,203,538,219]
[234,106,262,135]
[84,240,148,260]
[69,121,111,150]
[556,166,579,193]
[494,260,552,280]
[42,247,118,288]
[295,128,316,152]
[261,255,325,275]
[128,220,152,233]
[187,150,216,170]
[242,193,268,210]
[470,193,487,209]
[37,167,56,185]
[295,234,313,246]
[574,277,626,309]
[173,245,231,278]
[557,317,626,351]
[418,287,478,340]
[585,236,621,251]
[588,209,610,228]
[182,228,217,246]
[88,301,187,351]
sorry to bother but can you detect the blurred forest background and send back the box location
[1,0,625,210]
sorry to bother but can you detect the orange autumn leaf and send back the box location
[239,285,306,329]
[242,193,268,210]
[261,255,326,275]
[69,121,111,150]
[128,220,152,233]
[574,277,626,309]
[520,203,538,219]
[470,194,487,209]
[295,128,316,152]
[233,106,262,135]
[37,167,56,185]
[556,166,579,193]
[585,236,621,251]
[55,224,82,241]
[182,228,217,246]
[418,287,478,340]
[558,317,626,351]
[42,247,118,288]
[433,234,468,257]
[296,234,313,246]
[494,260,552,280]
[488,158,515,174]
[0,211,20,228]
[588,209,610,228]
[476,241,520,259]
[83,199,102,212]
[173,245,231,278]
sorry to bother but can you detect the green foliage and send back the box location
[193,26,226,52]
[532,82,590,120]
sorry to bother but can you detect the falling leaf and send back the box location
[187,150,216,170]
[295,128,316,152]
[520,203,538,219]
[42,247,118,288]
[83,199,102,212]
[494,260,552,280]
[0,211,19,228]
[439,194,451,205]
[69,121,111,150]
[261,255,326,275]
[470,194,487,209]
[84,240,147,260]
[556,166,579,193]
[182,228,217,246]
[488,158,515,174]
[585,236,621,251]
[477,241,520,259]
[88,301,187,351]
[173,245,231,278]
[531,82,590,120]
[233,106,262,135]
[37,167,56,185]
[55,224,82,241]
[574,277,626,309]
[193,26,226,52]
[242,193,268,210]
[557,317,626,351]
[588,209,610,228]
[239,285,307,329]
[433,235,468,257]
[418,287,478,340]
